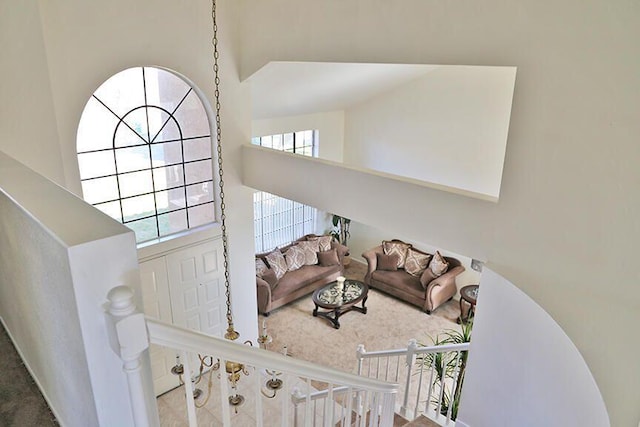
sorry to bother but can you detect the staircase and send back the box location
[107,286,467,426]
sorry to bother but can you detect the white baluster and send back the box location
[106,286,158,427]
[219,358,232,426]
[414,351,425,418]
[305,377,312,427]
[180,350,198,427]
[255,364,264,427]
[356,345,366,376]
[400,339,417,418]
[380,392,395,426]
[425,351,436,418]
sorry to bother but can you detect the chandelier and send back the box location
[169,0,286,412]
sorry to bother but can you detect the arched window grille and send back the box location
[77,67,215,243]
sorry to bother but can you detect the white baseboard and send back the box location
[455,419,471,427]
[0,316,67,427]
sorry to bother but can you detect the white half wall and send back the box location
[457,268,609,427]
[344,66,515,199]
[0,151,158,426]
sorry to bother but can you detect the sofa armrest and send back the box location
[331,241,350,263]
[256,277,272,314]
[424,265,465,311]
[361,245,384,284]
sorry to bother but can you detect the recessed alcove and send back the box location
[248,61,516,201]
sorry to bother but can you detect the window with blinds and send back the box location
[252,130,318,253]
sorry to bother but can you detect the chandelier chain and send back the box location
[211,0,238,341]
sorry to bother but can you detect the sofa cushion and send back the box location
[405,247,432,277]
[297,240,319,265]
[308,235,333,251]
[265,249,288,279]
[429,251,449,277]
[318,248,340,266]
[272,264,341,300]
[262,268,279,290]
[284,245,306,271]
[377,253,399,271]
[255,258,269,278]
[371,270,425,299]
[383,240,412,268]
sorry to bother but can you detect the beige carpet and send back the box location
[260,261,463,376]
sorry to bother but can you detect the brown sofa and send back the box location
[362,243,464,314]
[256,234,349,316]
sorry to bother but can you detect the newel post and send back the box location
[106,286,155,427]
[400,339,418,418]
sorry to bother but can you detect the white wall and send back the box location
[252,111,345,162]
[457,269,609,427]
[35,0,255,342]
[0,151,157,426]
[239,2,639,425]
[344,66,515,199]
[0,1,65,185]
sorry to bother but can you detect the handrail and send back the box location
[291,385,350,404]
[146,317,399,394]
[358,342,469,360]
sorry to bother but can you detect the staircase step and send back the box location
[402,415,442,427]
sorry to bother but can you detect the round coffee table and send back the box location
[458,284,479,324]
[312,279,368,329]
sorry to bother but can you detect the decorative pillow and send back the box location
[284,245,306,271]
[255,258,269,278]
[404,248,432,277]
[430,251,449,277]
[308,235,333,252]
[382,240,412,269]
[318,248,340,266]
[376,253,399,271]
[265,249,287,279]
[296,240,319,265]
[261,268,279,290]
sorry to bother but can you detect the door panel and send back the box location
[139,257,181,396]
[166,240,225,338]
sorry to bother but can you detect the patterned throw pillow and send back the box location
[382,240,412,269]
[284,245,306,271]
[308,235,333,252]
[255,258,269,278]
[429,251,449,277]
[296,240,319,265]
[265,249,288,279]
[404,248,432,277]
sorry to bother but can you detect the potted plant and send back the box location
[415,319,472,421]
[329,214,351,265]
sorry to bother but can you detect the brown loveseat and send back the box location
[362,242,464,314]
[256,234,349,316]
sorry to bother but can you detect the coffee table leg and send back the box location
[313,304,318,317]
[332,310,340,329]
[361,295,368,314]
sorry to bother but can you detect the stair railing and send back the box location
[356,339,470,426]
[107,286,398,427]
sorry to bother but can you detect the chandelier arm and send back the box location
[210,0,239,341]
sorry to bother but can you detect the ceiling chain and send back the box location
[211,0,239,341]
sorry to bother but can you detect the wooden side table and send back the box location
[458,284,479,324]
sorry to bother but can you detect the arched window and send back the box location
[77,67,215,243]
